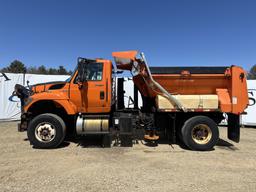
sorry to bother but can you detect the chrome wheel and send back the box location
[191,124,212,145]
[35,122,56,143]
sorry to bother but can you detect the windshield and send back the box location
[65,65,77,82]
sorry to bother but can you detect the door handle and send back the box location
[95,84,104,87]
[100,91,105,100]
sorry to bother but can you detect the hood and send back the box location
[31,81,66,93]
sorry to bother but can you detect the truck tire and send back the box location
[27,113,66,149]
[181,116,219,151]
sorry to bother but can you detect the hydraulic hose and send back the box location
[140,52,187,112]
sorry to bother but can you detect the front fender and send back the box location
[24,92,77,115]
[53,100,77,114]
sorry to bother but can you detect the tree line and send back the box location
[0,60,72,75]
[1,59,256,79]
[247,64,256,79]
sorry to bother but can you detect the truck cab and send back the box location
[21,58,112,115]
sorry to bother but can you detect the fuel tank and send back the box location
[76,115,109,135]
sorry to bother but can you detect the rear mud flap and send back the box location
[227,113,240,143]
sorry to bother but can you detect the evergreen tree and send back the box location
[248,64,256,79]
[38,65,48,74]
[7,60,26,73]
[58,66,67,75]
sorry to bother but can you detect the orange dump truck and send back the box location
[12,51,249,151]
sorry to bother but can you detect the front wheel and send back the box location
[181,116,219,151]
[27,113,66,149]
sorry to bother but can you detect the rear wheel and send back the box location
[181,116,219,151]
[27,113,66,149]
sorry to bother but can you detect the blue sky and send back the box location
[0,0,256,71]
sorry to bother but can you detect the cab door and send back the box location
[69,61,111,113]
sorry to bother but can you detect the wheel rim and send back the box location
[35,122,56,143]
[191,124,212,145]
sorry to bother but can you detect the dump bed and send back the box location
[150,66,248,114]
[112,51,249,115]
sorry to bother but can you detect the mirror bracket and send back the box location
[78,82,83,89]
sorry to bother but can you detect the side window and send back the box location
[86,63,103,81]
[74,63,103,83]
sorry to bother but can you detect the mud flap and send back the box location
[227,113,240,143]
[18,121,28,132]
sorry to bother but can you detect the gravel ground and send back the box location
[0,121,256,192]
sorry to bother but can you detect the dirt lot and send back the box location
[0,122,256,192]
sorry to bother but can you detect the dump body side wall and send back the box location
[151,66,248,114]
